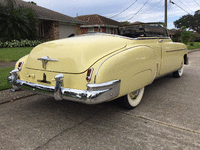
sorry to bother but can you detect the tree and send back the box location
[174,10,200,34]
[180,26,191,44]
[121,21,131,26]
[193,10,200,33]
[174,30,182,42]
[0,0,39,41]
[28,1,37,5]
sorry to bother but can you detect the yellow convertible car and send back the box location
[8,23,188,109]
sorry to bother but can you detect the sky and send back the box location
[23,0,200,29]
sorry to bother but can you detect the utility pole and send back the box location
[165,0,167,28]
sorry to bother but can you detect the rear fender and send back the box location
[94,46,158,97]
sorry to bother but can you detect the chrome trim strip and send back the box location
[166,48,187,53]
[94,45,152,83]
[8,72,121,105]
[136,37,170,40]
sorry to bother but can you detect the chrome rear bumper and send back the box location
[8,69,121,104]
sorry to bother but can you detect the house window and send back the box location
[39,22,44,37]
[88,27,94,32]
[106,28,111,34]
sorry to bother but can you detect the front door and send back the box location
[159,37,183,75]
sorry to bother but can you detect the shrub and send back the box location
[181,27,191,44]
[172,38,178,42]
[0,0,39,41]
[0,39,43,48]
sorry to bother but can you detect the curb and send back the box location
[188,48,200,53]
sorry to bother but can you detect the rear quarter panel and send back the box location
[93,45,158,97]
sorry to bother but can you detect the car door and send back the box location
[155,26,181,76]
[158,37,181,75]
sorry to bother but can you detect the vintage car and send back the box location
[8,22,188,109]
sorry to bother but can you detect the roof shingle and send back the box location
[76,14,122,27]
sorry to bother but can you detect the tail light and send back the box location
[86,68,94,82]
[18,61,24,71]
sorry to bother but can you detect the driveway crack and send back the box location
[34,107,107,150]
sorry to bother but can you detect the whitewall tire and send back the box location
[173,58,184,78]
[122,87,145,109]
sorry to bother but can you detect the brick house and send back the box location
[0,0,85,40]
[76,14,122,34]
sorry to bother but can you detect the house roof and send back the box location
[0,0,85,24]
[76,14,122,28]
[168,29,178,35]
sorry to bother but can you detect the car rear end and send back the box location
[8,34,125,104]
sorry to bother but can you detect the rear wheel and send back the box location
[121,87,145,109]
[173,58,184,78]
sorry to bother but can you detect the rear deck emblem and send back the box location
[37,56,58,69]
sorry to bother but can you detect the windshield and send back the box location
[119,23,168,38]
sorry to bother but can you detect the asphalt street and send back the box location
[0,51,200,150]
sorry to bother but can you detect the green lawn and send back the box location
[0,47,33,62]
[187,42,200,50]
[0,67,14,90]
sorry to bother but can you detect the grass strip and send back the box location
[0,67,14,90]
[187,42,200,50]
[0,47,33,62]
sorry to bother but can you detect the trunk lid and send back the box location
[26,34,127,73]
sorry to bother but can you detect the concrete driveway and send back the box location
[0,51,200,150]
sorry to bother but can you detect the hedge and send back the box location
[0,39,43,48]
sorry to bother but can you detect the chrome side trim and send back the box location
[8,72,121,105]
[166,48,187,53]
[136,37,170,40]
[94,45,152,83]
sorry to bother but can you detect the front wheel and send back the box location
[121,87,145,109]
[173,59,184,78]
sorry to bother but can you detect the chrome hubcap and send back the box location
[129,89,140,100]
